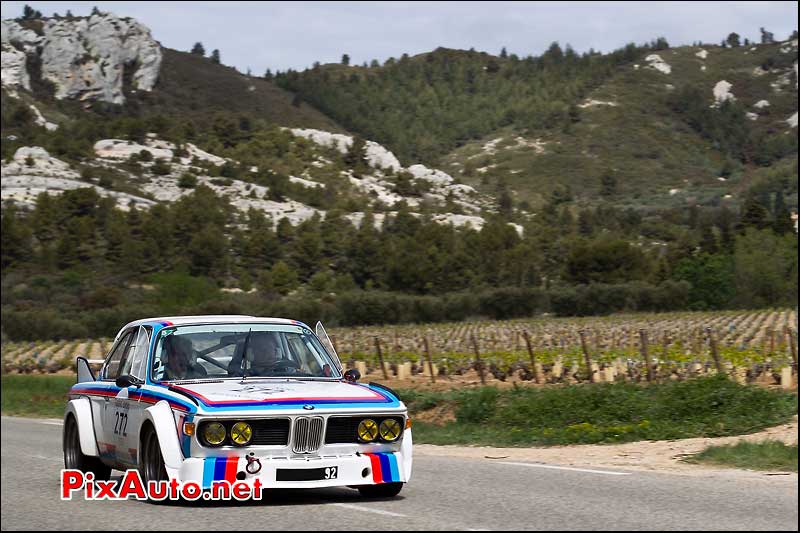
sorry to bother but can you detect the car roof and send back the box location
[115,315,311,341]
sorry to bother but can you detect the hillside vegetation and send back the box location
[1,11,797,343]
[280,38,798,209]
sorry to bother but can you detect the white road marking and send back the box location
[497,461,631,476]
[1,417,63,426]
[331,502,407,517]
[30,455,63,464]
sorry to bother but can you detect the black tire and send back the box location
[357,482,404,498]
[140,426,168,486]
[63,415,111,481]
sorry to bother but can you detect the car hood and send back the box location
[166,379,398,410]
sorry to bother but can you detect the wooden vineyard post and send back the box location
[422,336,436,384]
[639,329,653,383]
[470,334,487,385]
[579,330,596,382]
[706,327,725,376]
[789,328,798,374]
[523,330,540,384]
[373,336,389,380]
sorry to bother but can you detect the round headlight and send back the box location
[357,419,378,442]
[203,422,226,446]
[379,418,402,442]
[230,422,252,446]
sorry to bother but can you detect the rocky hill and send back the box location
[1,9,797,340]
[280,39,798,210]
[1,12,504,233]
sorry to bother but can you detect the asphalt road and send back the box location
[1,416,797,531]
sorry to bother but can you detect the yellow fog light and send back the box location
[204,422,226,446]
[379,419,401,441]
[230,422,252,446]
[357,419,378,442]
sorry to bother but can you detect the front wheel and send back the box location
[140,427,168,485]
[63,415,111,481]
[357,482,404,498]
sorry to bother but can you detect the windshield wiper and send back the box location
[240,328,252,381]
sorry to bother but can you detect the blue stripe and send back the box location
[73,381,400,413]
[202,458,215,489]
[214,457,227,481]
[378,453,393,483]
[386,453,400,482]
[70,383,196,413]
[181,415,193,457]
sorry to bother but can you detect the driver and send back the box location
[247,332,281,375]
[163,335,207,380]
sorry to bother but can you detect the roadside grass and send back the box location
[3,374,796,450]
[399,375,798,446]
[1,375,75,418]
[683,441,798,472]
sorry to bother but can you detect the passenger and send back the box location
[163,335,207,380]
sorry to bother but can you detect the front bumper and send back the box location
[171,431,412,490]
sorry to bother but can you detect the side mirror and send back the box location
[116,375,143,388]
[344,368,361,382]
[76,356,96,383]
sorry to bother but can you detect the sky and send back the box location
[2,1,798,74]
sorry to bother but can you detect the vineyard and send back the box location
[1,309,797,388]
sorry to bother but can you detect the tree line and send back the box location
[2,179,796,340]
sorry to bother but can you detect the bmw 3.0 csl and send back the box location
[63,315,412,498]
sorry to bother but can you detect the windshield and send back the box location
[151,324,341,382]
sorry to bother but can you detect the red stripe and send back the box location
[367,453,383,483]
[71,389,189,412]
[168,385,386,405]
[225,457,239,483]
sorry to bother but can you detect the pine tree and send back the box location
[210,49,221,64]
[1,204,32,268]
[759,27,775,44]
[772,190,793,234]
[344,136,368,177]
[725,32,741,47]
[500,46,508,59]
[190,42,205,56]
[341,54,350,66]
[738,193,770,231]
[699,224,718,254]
[600,169,617,197]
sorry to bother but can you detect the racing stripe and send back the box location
[367,453,383,483]
[180,415,193,458]
[378,453,393,482]
[224,457,239,483]
[213,457,228,482]
[386,453,400,482]
[202,458,215,489]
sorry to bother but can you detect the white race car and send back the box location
[63,315,412,498]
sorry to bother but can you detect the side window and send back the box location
[121,326,152,380]
[103,331,134,381]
